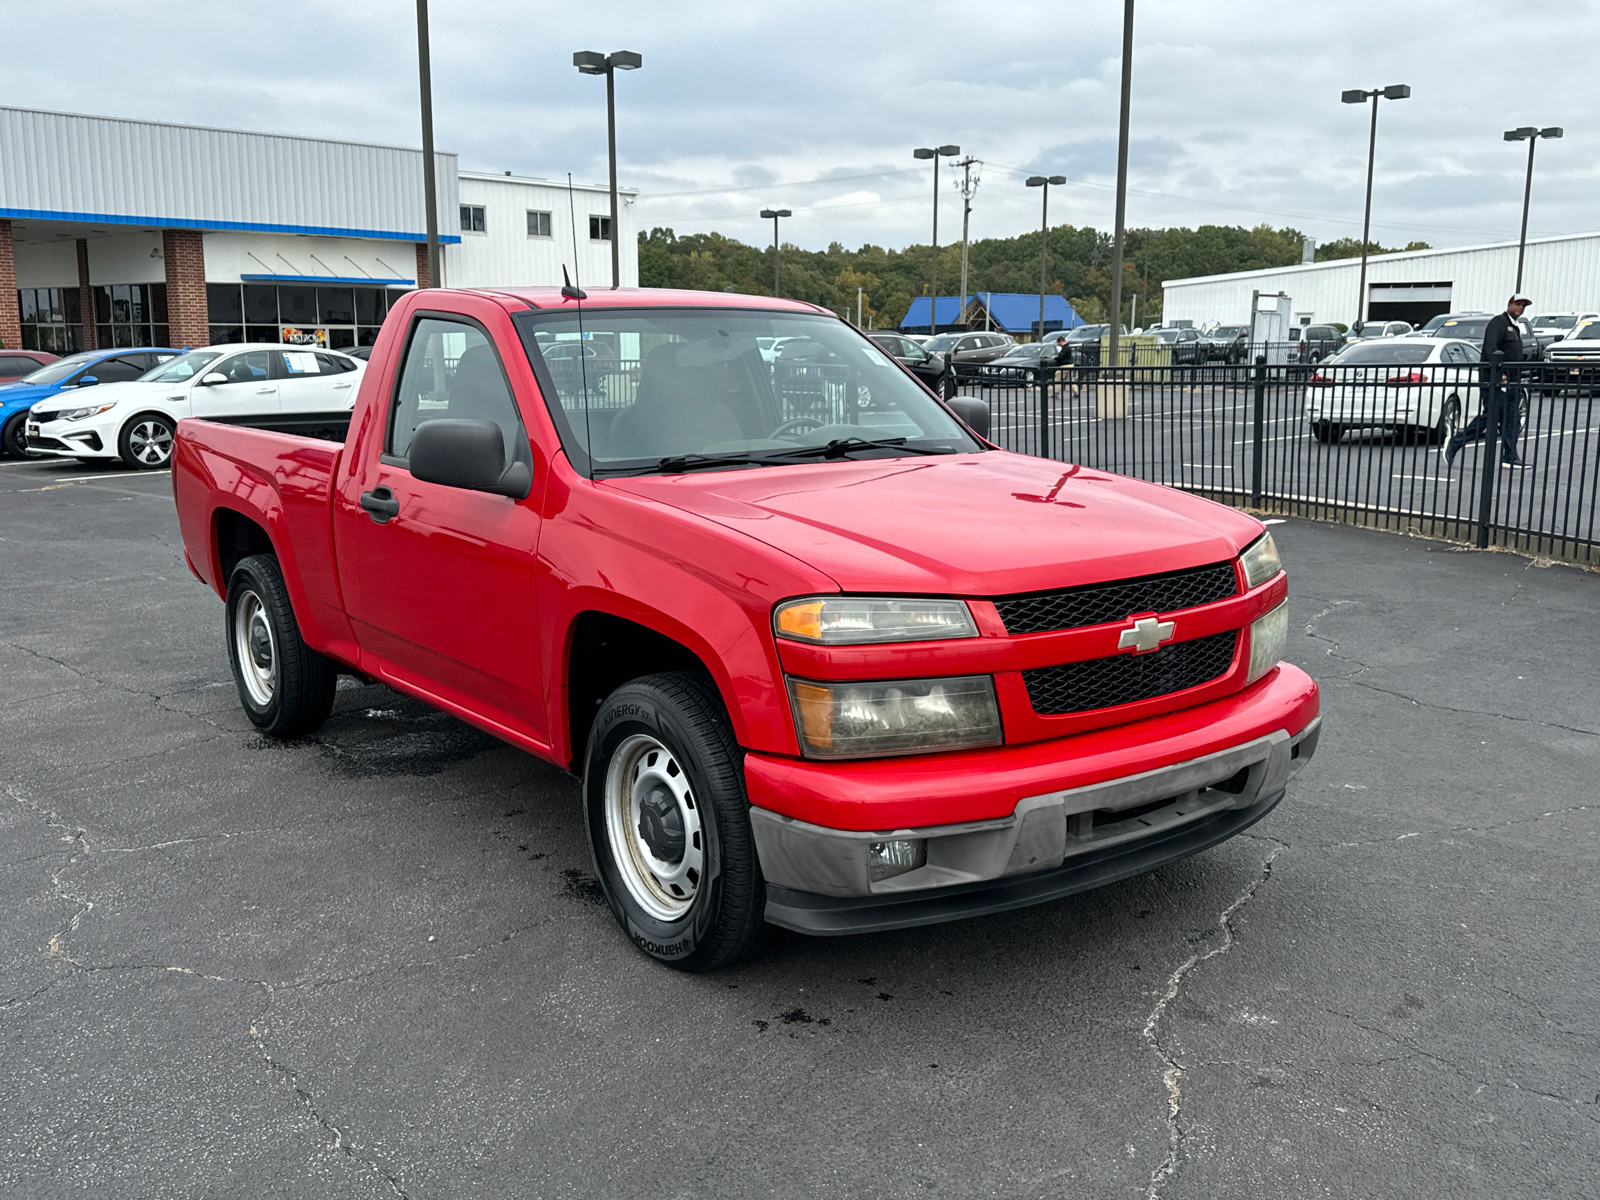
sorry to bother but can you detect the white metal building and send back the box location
[454,172,637,291]
[0,106,639,355]
[1161,232,1600,331]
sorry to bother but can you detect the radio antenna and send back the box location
[566,173,594,478]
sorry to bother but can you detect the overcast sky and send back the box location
[10,1,1599,255]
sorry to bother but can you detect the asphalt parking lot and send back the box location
[2,454,1598,1199]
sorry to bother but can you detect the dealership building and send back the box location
[0,105,637,355]
[1161,231,1600,331]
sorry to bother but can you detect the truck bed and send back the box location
[172,416,360,667]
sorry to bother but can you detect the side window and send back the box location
[317,352,358,374]
[90,357,147,384]
[216,351,273,384]
[388,317,524,470]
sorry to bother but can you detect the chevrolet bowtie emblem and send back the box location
[1117,616,1176,654]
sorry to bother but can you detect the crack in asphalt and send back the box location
[1142,839,1286,1198]
[248,985,414,1199]
[0,637,237,736]
[1302,604,1600,737]
[1312,803,1594,849]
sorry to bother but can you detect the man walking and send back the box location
[1444,293,1531,467]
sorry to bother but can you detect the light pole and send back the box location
[1107,0,1134,367]
[759,208,791,296]
[574,50,642,288]
[415,0,439,288]
[1340,83,1410,331]
[1504,125,1562,293]
[913,144,960,335]
[1027,175,1066,342]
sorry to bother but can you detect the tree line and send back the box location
[638,222,1428,332]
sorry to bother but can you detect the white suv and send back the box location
[27,344,363,470]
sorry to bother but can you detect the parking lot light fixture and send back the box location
[914,145,961,334]
[574,50,643,288]
[1341,83,1410,331]
[1505,125,1562,292]
[1026,176,1067,345]
[759,208,792,297]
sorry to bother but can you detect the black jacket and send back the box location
[1482,312,1526,364]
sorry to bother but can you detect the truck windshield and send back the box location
[512,308,980,473]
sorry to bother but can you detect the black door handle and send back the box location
[359,486,400,524]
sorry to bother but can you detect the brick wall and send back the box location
[415,242,430,289]
[76,239,97,352]
[162,229,209,348]
[0,220,19,351]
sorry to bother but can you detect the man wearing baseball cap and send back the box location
[1444,293,1531,467]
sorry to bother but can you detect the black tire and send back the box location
[2,412,32,459]
[584,671,765,972]
[1312,421,1342,444]
[225,554,338,738]
[118,411,176,470]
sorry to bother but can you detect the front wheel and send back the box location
[584,672,766,972]
[118,412,176,470]
[2,412,32,459]
[225,554,338,737]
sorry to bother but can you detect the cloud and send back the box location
[3,0,1598,253]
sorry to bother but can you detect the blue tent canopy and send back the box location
[899,293,1084,335]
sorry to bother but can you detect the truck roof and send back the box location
[465,286,832,314]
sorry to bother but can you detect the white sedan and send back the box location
[27,344,363,469]
[1304,336,1485,444]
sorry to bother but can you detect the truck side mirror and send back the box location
[408,418,532,499]
[946,396,990,440]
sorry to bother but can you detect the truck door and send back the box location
[332,312,547,747]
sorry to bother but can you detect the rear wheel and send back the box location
[584,672,766,972]
[1312,421,1342,444]
[225,554,338,737]
[118,412,176,470]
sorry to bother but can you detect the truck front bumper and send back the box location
[745,663,1319,935]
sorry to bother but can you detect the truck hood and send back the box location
[606,451,1263,596]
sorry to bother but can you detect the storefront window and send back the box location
[90,284,168,349]
[17,288,83,354]
[205,283,407,351]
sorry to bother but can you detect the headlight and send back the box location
[1240,532,1282,589]
[786,674,1002,759]
[774,597,977,645]
[59,404,117,422]
[1247,601,1288,684]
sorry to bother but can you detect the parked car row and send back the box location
[1,344,364,468]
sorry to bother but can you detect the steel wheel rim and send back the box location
[233,590,277,707]
[603,733,704,922]
[130,420,173,466]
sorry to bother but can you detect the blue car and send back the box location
[1,348,180,459]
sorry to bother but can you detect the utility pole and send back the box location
[956,156,980,324]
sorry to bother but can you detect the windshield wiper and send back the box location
[768,436,951,459]
[593,451,785,477]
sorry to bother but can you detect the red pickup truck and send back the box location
[173,286,1319,970]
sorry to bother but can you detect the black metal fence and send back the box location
[952,355,1600,567]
